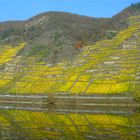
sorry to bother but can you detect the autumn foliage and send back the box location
[74,41,83,49]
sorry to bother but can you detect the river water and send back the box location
[0,94,139,140]
[0,107,140,140]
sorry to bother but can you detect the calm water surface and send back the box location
[0,108,140,140]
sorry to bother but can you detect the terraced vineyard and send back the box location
[0,5,140,140]
[0,16,140,98]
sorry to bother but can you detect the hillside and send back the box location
[0,12,110,63]
[0,4,140,63]
[0,3,140,97]
[1,4,140,63]
[0,15,140,97]
[111,2,140,29]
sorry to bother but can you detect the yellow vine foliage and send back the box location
[1,18,140,96]
[0,43,26,65]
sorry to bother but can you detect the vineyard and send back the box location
[0,16,140,97]
[0,4,140,140]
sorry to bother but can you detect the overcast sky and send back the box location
[0,0,140,21]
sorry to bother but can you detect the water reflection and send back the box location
[0,109,140,140]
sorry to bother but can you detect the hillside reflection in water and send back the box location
[0,108,140,140]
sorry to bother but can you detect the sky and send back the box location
[0,0,140,21]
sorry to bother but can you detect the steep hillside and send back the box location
[0,21,24,43]
[0,12,109,43]
[0,14,140,98]
[0,12,110,63]
[0,3,140,63]
[111,2,140,29]
[0,3,140,97]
